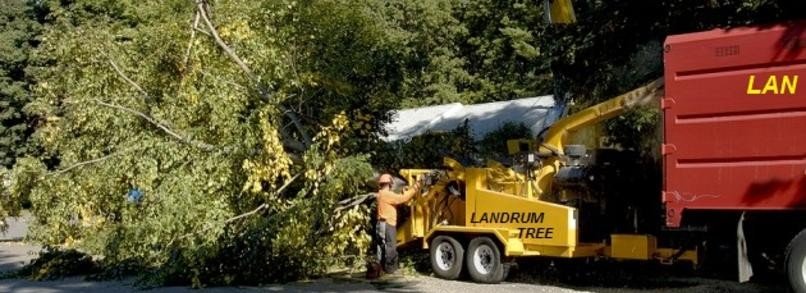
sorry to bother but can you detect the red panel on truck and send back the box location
[663,21,806,227]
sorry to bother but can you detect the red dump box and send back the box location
[663,21,806,228]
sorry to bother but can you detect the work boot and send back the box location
[365,262,383,279]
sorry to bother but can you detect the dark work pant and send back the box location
[379,222,398,273]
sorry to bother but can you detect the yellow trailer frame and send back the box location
[398,163,697,265]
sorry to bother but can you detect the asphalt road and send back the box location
[0,274,584,293]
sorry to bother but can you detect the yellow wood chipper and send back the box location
[392,79,698,283]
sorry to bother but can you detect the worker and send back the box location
[376,173,421,274]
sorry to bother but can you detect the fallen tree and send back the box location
[4,0,400,285]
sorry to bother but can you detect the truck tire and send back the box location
[430,235,464,280]
[786,229,806,292]
[466,237,508,283]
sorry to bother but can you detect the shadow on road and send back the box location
[505,258,786,293]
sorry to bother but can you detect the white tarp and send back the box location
[383,95,560,142]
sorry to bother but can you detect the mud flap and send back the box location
[737,212,754,282]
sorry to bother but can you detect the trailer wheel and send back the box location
[466,237,507,283]
[430,235,464,280]
[786,229,806,292]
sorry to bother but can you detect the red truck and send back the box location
[663,21,806,290]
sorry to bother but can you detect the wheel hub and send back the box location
[435,242,455,271]
[473,244,494,275]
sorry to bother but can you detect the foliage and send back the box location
[451,0,552,104]
[141,152,375,286]
[0,167,10,230]
[398,245,431,275]
[0,0,43,168]
[387,0,471,107]
[605,106,661,159]
[395,0,553,107]
[279,0,556,133]
[0,159,43,231]
[8,0,386,286]
[16,248,99,281]
[477,122,532,161]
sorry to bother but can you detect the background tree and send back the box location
[546,0,805,153]
[390,0,553,107]
[0,0,43,168]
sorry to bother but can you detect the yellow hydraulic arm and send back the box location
[533,78,665,196]
[538,1,666,195]
[544,0,577,24]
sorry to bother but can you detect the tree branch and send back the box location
[193,26,211,37]
[183,11,202,69]
[46,145,154,176]
[278,125,307,153]
[48,153,120,176]
[166,173,300,247]
[195,0,312,149]
[279,105,312,146]
[228,173,299,221]
[196,0,254,80]
[108,58,149,99]
[93,99,215,151]
[334,192,376,213]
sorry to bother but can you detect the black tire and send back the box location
[466,237,507,283]
[786,229,806,292]
[430,235,464,280]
